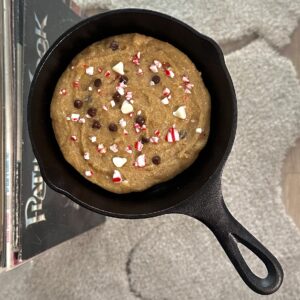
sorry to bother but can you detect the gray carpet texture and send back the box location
[1,1,300,299]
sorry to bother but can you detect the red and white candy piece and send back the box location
[125,145,133,154]
[165,127,180,142]
[149,63,158,73]
[71,113,80,122]
[72,81,80,88]
[89,136,97,143]
[109,144,118,153]
[102,105,108,111]
[173,106,187,120]
[134,123,141,133]
[132,52,141,65]
[154,60,162,68]
[137,68,143,75]
[165,69,175,78]
[79,117,86,124]
[97,144,107,153]
[134,140,144,152]
[123,129,128,136]
[112,157,127,168]
[85,66,94,75]
[150,136,159,144]
[85,170,93,177]
[163,87,171,97]
[83,152,90,160]
[154,130,160,136]
[59,88,67,95]
[134,154,146,168]
[121,101,134,114]
[104,70,111,78]
[70,135,77,141]
[97,67,103,73]
[112,62,124,75]
[125,91,133,100]
[112,170,122,183]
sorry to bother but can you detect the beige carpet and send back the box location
[1,1,300,300]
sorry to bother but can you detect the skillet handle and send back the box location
[193,195,283,295]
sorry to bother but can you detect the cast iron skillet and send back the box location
[28,9,283,295]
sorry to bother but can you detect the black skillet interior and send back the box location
[28,9,234,217]
[28,9,283,295]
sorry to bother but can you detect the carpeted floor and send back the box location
[1,1,300,299]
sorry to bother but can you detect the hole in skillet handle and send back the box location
[170,173,284,295]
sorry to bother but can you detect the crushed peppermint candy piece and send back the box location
[71,114,80,122]
[134,140,144,152]
[85,66,94,75]
[112,157,127,168]
[121,101,134,114]
[165,69,175,78]
[83,152,90,160]
[129,112,134,118]
[150,136,159,144]
[163,87,171,97]
[154,130,160,136]
[134,154,146,168]
[184,88,192,94]
[123,129,128,135]
[165,127,180,142]
[134,123,141,133]
[73,81,80,88]
[109,144,118,153]
[79,117,86,124]
[125,145,133,154]
[182,76,190,83]
[196,127,203,134]
[102,105,108,111]
[85,170,93,177]
[137,68,143,75]
[154,60,162,68]
[161,97,169,105]
[150,81,155,86]
[125,91,133,100]
[149,64,158,73]
[137,110,142,115]
[112,62,125,75]
[66,117,71,121]
[112,170,122,183]
[97,67,103,73]
[116,86,125,96]
[97,144,107,153]
[173,106,187,120]
[186,83,194,89]
[59,88,67,95]
[70,135,77,141]
[132,52,141,65]
[119,118,127,128]
[88,86,93,91]
[110,100,116,108]
[141,124,147,131]
[104,70,111,78]
[97,88,101,93]
[89,136,97,143]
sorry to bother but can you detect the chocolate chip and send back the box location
[152,155,161,165]
[110,40,119,51]
[113,92,122,103]
[94,78,102,87]
[92,120,101,129]
[141,136,150,144]
[74,99,83,109]
[152,75,160,84]
[87,107,97,117]
[179,130,187,139]
[135,115,145,126]
[108,123,118,132]
[119,75,128,84]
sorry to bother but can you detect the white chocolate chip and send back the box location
[173,106,187,120]
[112,157,127,168]
[112,62,124,75]
[85,170,92,177]
[149,64,158,73]
[161,97,169,105]
[196,128,203,134]
[119,118,127,128]
[121,101,134,114]
[85,66,94,75]
[110,100,116,107]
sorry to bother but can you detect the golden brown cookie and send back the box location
[50,33,210,193]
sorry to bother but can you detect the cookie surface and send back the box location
[50,33,210,194]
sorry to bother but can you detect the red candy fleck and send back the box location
[125,145,133,154]
[104,70,111,78]
[165,69,175,78]
[165,127,180,142]
[134,140,144,152]
[134,123,141,133]
[132,51,141,65]
[70,135,77,141]
[123,129,128,136]
[97,67,103,73]
[154,130,160,136]
[72,81,80,88]
[59,88,67,95]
